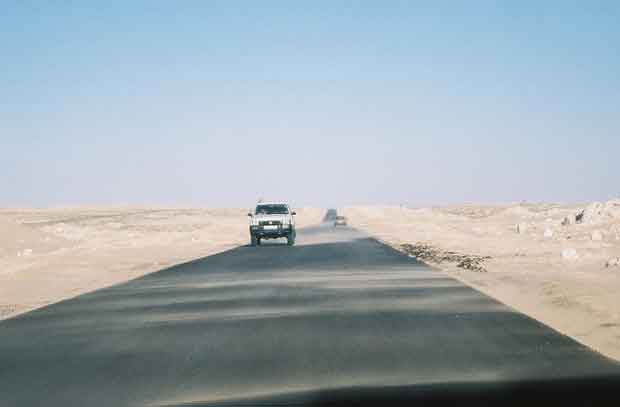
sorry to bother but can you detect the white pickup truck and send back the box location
[248,202,296,246]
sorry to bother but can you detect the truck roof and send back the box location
[256,202,289,206]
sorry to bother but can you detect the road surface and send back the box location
[1,222,619,406]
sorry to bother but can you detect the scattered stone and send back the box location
[543,228,554,238]
[516,223,528,234]
[576,202,603,224]
[562,215,576,226]
[400,243,490,272]
[561,248,578,261]
[606,257,620,268]
[591,230,603,241]
[606,199,620,218]
[456,257,489,272]
[575,199,620,224]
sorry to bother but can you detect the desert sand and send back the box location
[0,207,323,320]
[3,202,619,361]
[343,201,620,360]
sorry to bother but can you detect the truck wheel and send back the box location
[257,237,262,246]
[287,234,295,246]
[250,235,257,246]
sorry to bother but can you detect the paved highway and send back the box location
[1,222,619,406]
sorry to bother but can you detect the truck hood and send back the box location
[251,214,293,224]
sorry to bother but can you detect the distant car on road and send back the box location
[323,208,338,222]
[248,202,296,246]
[334,216,347,227]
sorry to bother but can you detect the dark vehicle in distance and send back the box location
[334,215,347,227]
[323,208,338,222]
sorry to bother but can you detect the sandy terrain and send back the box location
[0,207,323,320]
[343,201,620,360]
[4,202,619,360]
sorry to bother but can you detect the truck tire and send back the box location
[257,237,262,245]
[250,234,257,246]
[287,233,295,246]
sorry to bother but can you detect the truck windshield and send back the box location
[255,204,289,215]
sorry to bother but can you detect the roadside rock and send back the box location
[606,257,620,268]
[561,248,578,261]
[516,223,528,234]
[576,199,620,224]
[576,202,603,224]
[608,200,620,216]
[400,243,490,272]
[562,215,576,226]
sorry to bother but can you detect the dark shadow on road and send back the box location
[164,375,620,407]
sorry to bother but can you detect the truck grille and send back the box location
[259,220,282,226]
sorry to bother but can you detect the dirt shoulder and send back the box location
[343,203,620,361]
[0,207,323,320]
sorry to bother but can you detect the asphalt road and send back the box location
[1,223,619,406]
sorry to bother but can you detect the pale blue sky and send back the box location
[2,1,618,207]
